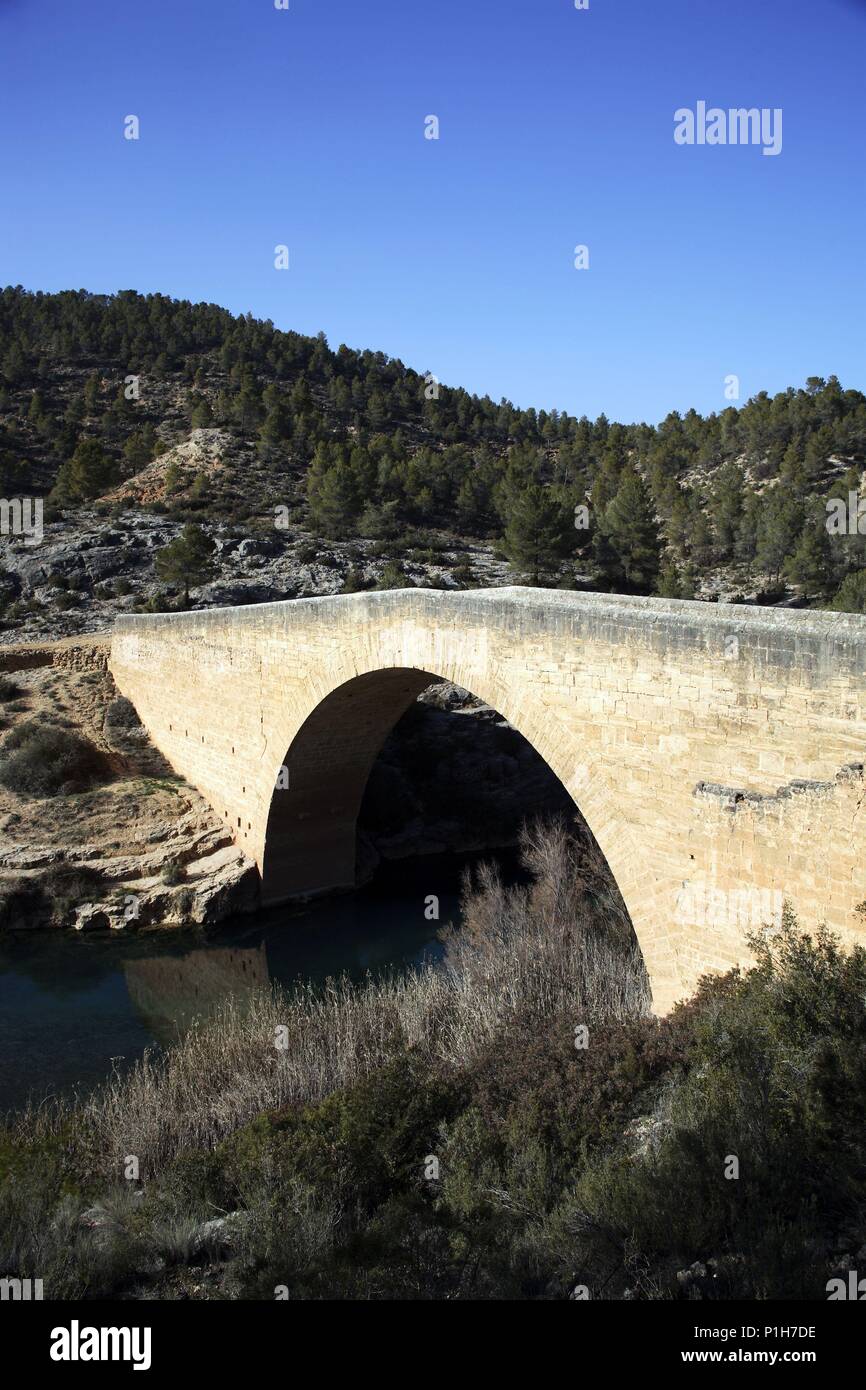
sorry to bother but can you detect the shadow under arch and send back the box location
[262,668,453,903]
[260,667,642,966]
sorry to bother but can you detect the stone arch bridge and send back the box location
[110,588,866,1014]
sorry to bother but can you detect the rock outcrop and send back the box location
[0,642,259,931]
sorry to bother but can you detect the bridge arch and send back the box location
[260,662,658,986]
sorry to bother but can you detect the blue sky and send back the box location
[1,0,864,423]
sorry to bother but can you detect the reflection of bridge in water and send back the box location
[123,944,269,1047]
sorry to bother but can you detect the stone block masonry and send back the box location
[110,588,866,1014]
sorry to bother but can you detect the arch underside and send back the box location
[262,667,437,903]
[260,667,645,964]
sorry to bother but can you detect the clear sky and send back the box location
[1,0,864,423]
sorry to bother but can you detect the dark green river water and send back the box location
[0,849,517,1113]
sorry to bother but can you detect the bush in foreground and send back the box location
[1,826,864,1300]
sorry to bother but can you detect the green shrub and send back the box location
[374,561,413,591]
[6,598,41,620]
[137,590,174,614]
[829,568,866,614]
[175,886,195,918]
[104,695,139,730]
[0,720,112,797]
[563,919,866,1299]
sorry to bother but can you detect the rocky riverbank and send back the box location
[0,638,259,932]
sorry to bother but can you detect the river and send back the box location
[0,849,519,1113]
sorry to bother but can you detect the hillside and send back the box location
[1,286,866,644]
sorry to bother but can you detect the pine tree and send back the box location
[734,490,761,567]
[590,447,623,513]
[455,473,492,536]
[804,425,835,482]
[1,343,25,386]
[51,438,115,502]
[234,382,262,431]
[306,445,360,537]
[290,378,312,414]
[122,425,157,474]
[830,569,866,614]
[258,401,291,447]
[596,466,662,592]
[708,462,745,558]
[785,514,832,600]
[155,524,216,606]
[190,397,214,429]
[656,559,691,599]
[755,489,805,584]
[503,484,572,584]
[83,373,101,413]
[665,490,692,555]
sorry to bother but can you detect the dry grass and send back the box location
[443,818,648,1035]
[13,820,650,1176]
